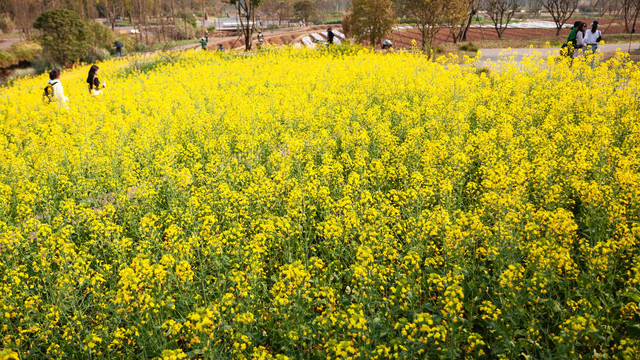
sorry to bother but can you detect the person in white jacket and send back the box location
[47,69,69,109]
[574,22,587,58]
[584,21,602,54]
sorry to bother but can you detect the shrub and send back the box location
[87,21,115,51]
[578,4,595,13]
[0,42,41,68]
[85,47,111,63]
[0,49,16,68]
[8,67,37,80]
[207,25,216,32]
[96,47,111,61]
[458,42,478,52]
[134,42,148,52]
[9,42,42,62]
[186,17,197,29]
[33,9,92,65]
[115,34,135,52]
[171,19,196,40]
[31,56,59,74]
[0,15,15,34]
[175,13,198,29]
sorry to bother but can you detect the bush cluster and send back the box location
[0,42,42,68]
[0,15,14,33]
[33,9,115,66]
[170,18,197,40]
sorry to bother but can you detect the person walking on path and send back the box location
[205,31,209,42]
[584,21,602,54]
[563,21,581,57]
[200,38,208,50]
[327,27,334,45]
[574,22,587,58]
[257,31,264,49]
[46,69,69,109]
[87,65,106,96]
[114,40,123,57]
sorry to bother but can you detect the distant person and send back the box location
[257,31,264,48]
[327,27,334,45]
[218,44,224,51]
[584,21,602,54]
[574,22,587,57]
[200,38,208,50]
[382,39,393,50]
[114,40,123,57]
[205,30,209,42]
[563,21,581,57]
[44,69,69,109]
[87,65,106,96]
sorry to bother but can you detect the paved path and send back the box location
[0,38,20,50]
[478,42,640,62]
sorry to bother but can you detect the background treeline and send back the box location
[0,0,638,68]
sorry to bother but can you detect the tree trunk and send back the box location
[460,11,475,42]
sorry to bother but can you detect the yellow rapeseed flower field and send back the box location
[1,46,640,359]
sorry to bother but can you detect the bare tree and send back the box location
[537,0,579,35]
[8,0,41,38]
[527,0,542,14]
[622,0,639,32]
[446,0,473,43]
[457,0,481,42]
[294,0,317,24]
[226,0,265,50]
[595,0,622,16]
[262,0,294,26]
[393,0,468,50]
[484,0,519,38]
[97,0,125,31]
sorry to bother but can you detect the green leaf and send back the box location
[627,323,640,339]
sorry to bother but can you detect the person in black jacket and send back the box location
[327,27,334,45]
[87,65,106,95]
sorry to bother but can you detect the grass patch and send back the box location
[458,42,478,52]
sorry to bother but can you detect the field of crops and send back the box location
[0,47,639,359]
